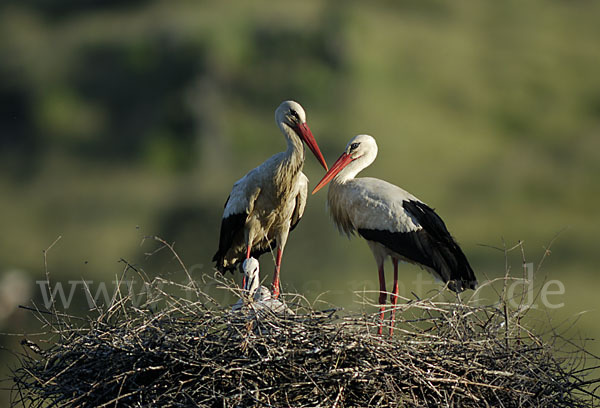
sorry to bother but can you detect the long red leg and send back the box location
[271,248,283,299]
[242,245,252,288]
[389,258,399,337]
[377,263,387,335]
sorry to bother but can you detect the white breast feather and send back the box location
[332,177,423,234]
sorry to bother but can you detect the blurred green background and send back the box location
[1,0,599,404]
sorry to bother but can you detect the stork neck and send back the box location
[280,123,305,164]
[283,126,304,161]
[272,124,305,191]
[333,158,369,184]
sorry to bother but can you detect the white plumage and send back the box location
[329,177,423,236]
[214,100,327,298]
[312,134,477,335]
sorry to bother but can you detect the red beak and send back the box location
[311,152,353,194]
[294,123,328,171]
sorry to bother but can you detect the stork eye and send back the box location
[350,142,360,151]
[289,109,300,121]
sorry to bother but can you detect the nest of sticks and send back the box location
[10,242,600,407]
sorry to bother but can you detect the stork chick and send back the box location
[232,257,294,315]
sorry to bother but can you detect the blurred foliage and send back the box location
[1,0,600,404]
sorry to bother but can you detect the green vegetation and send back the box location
[1,0,599,404]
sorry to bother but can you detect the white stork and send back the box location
[312,134,477,335]
[213,100,328,298]
[232,257,294,314]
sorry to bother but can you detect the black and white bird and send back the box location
[213,100,328,298]
[232,257,294,314]
[312,134,477,335]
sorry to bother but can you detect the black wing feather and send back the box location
[359,200,477,292]
[212,195,277,273]
[289,193,303,232]
[403,200,477,291]
[212,211,247,272]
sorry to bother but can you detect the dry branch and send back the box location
[10,238,600,407]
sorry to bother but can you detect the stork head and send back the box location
[241,257,260,294]
[275,100,328,170]
[312,134,378,194]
